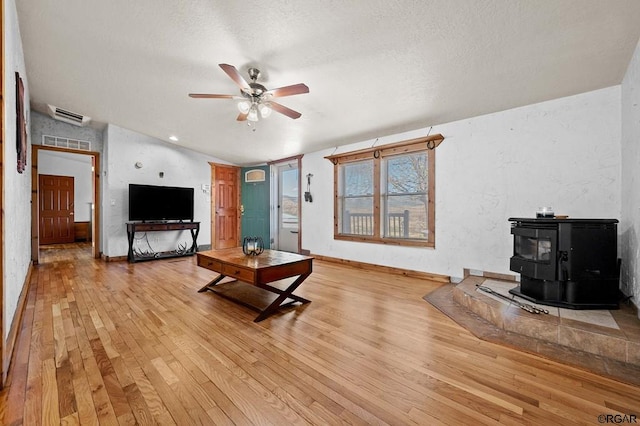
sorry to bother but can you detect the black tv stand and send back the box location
[126,221,200,262]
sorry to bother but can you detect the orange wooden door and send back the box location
[39,174,75,244]
[212,165,240,249]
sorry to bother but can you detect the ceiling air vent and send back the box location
[47,104,91,127]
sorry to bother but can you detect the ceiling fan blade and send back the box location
[189,93,237,99]
[236,112,248,121]
[267,83,309,98]
[219,64,250,91]
[270,101,302,119]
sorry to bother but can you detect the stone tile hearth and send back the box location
[424,275,640,387]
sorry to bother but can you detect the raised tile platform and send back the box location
[425,275,640,386]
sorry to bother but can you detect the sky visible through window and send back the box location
[281,169,298,198]
[344,161,373,196]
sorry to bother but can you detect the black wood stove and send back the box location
[508,217,620,309]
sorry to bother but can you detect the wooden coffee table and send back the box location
[197,248,313,322]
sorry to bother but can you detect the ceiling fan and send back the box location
[189,64,309,122]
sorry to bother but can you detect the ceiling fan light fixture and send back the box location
[259,103,272,118]
[190,63,308,122]
[247,105,259,122]
[237,100,251,114]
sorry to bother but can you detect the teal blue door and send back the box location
[240,166,270,248]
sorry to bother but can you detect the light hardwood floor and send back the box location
[1,243,639,425]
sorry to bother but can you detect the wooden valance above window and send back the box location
[324,133,444,164]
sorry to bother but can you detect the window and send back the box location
[327,134,442,247]
[339,160,374,235]
[244,169,266,182]
[280,166,299,229]
[383,152,429,239]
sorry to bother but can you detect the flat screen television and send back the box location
[128,184,194,222]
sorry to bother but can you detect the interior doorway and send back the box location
[32,145,101,263]
[38,174,75,244]
[269,155,302,253]
[210,163,241,249]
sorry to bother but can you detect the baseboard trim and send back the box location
[102,254,127,262]
[620,290,639,319]
[3,263,34,387]
[311,254,450,283]
[463,268,518,282]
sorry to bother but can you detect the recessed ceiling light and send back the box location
[169,135,179,142]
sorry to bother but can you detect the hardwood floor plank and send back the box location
[83,356,119,424]
[110,355,135,389]
[166,357,234,423]
[2,243,639,425]
[128,365,175,424]
[265,339,410,425]
[17,279,41,426]
[41,358,61,425]
[56,357,77,419]
[276,313,526,419]
[200,380,254,425]
[138,358,197,425]
[116,412,138,425]
[60,411,80,425]
[122,382,156,426]
[52,302,69,368]
[190,340,300,424]
[102,372,133,419]
[254,344,382,424]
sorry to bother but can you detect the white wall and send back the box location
[621,38,640,316]
[30,110,104,153]
[302,87,622,281]
[3,0,32,341]
[103,124,230,257]
[38,151,93,222]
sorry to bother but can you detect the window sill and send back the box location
[334,234,434,248]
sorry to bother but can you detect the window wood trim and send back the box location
[326,134,443,248]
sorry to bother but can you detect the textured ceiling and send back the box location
[16,0,640,165]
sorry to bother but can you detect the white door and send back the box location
[275,162,299,253]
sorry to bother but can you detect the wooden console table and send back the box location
[126,221,200,262]
[197,248,313,322]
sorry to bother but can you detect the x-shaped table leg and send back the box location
[253,272,312,322]
[197,274,227,293]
